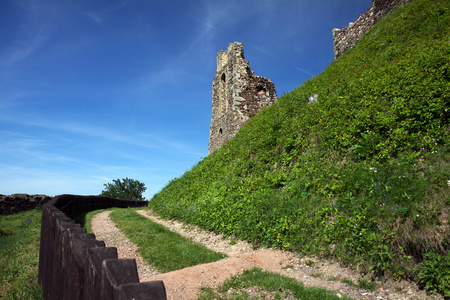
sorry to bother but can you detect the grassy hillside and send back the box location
[150,0,450,295]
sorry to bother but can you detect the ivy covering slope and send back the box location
[150,0,450,294]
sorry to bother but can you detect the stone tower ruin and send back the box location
[208,42,277,155]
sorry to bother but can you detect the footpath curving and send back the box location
[96,209,440,300]
[38,194,166,300]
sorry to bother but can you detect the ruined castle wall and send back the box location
[208,42,277,155]
[332,0,414,59]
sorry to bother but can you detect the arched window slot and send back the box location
[219,128,223,135]
[219,73,227,113]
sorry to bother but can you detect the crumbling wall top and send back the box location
[333,0,414,59]
[208,42,277,155]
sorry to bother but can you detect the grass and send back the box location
[0,209,43,299]
[109,208,227,272]
[71,208,112,233]
[327,276,377,292]
[310,272,323,278]
[148,0,450,295]
[199,267,351,300]
[304,260,316,268]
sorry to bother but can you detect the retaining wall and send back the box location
[38,194,166,300]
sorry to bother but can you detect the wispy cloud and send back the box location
[0,113,197,157]
[0,29,49,67]
[0,90,32,109]
[104,0,135,14]
[0,158,174,197]
[0,1,60,68]
[0,125,183,197]
[80,0,135,26]
[249,44,315,77]
[183,1,316,78]
[80,11,103,25]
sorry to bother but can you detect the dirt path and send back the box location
[91,210,159,277]
[91,209,442,300]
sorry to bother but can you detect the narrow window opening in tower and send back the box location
[220,73,227,113]
[219,128,223,135]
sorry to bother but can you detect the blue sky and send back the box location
[0,0,372,198]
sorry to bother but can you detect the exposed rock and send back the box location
[308,94,318,103]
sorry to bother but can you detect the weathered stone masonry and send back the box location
[208,42,277,155]
[332,0,414,59]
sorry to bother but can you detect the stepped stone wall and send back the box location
[208,42,277,155]
[332,0,414,59]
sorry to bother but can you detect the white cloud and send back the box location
[80,11,104,25]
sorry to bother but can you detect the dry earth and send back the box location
[90,210,443,300]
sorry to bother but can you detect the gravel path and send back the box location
[91,210,159,278]
[90,209,443,300]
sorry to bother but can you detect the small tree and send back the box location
[100,178,147,201]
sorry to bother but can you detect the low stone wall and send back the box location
[38,194,166,300]
[332,0,414,59]
[0,194,52,215]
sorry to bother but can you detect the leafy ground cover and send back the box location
[109,208,227,272]
[149,0,450,296]
[199,267,351,300]
[0,209,42,299]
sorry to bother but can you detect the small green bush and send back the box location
[417,251,450,297]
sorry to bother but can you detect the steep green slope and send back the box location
[151,0,450,294]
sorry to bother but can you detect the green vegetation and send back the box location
[109,208,226,272]
[199,267,350,299]
[0,209,43,299]
[100,177,147,201]
[416,250,450,296]
[355,278,377,292]
[71,208,112,234]
[327,276,377,292]
[150,0,450,296]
